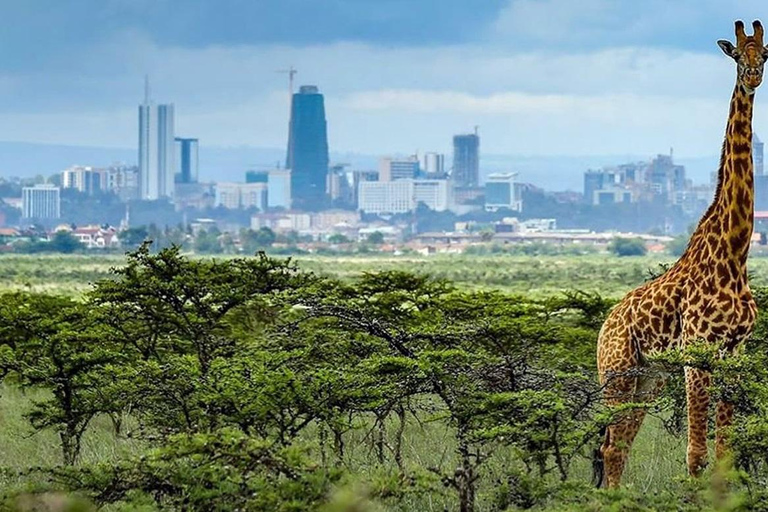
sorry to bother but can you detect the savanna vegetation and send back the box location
[2,248,768,510]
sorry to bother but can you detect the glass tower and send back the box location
[452,133,480,187]
[286,85,329,211]
[174,137,199,184]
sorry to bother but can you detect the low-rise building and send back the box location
[251,212,312,232]
[485,173,522,212]
[215,182,268,210]
[358,179,450,214]
[22,184,60,220]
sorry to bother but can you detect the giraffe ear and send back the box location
[718,40,736,58]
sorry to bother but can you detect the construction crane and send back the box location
[276,66,298,99]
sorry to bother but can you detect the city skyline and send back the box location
[1,2,767,160]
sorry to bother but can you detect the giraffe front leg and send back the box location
[715,400,734,462]
[686,367,711,477]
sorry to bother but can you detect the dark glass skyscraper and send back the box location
[452,133,480,187]
[174,137,199,184]
[286,85,329,211]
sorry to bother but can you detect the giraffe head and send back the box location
[718,20,768,91]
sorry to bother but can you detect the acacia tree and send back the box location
[0,293,120,464]
[291,272,605,512]
[85,244,314,435]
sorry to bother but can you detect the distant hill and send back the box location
[0,140,718,192]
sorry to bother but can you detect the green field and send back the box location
[0,252,719,297]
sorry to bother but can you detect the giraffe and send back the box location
[595,20,767,489]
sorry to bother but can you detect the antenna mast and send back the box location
[144,75,151,104]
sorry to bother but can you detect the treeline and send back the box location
[2,248,768,510]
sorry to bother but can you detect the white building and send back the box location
[214,183,268,210]
[359,180,414,214]
[22,184,60,219]
[422,152,445,176]
[61,166,107,194]
[414,180,450,211]
[268,169,291,209]
[485,173,522,212]
[251,212,312,232]
[139,95,175,200]
[106,165,140,201]
[240,183,269,209]
[358,179,450,214]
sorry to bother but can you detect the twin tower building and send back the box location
[137,82,328,210]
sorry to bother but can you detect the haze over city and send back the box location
[2,0,768,189]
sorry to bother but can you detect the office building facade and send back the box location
[175,137,199,184]
[452,133,480,187]
[22,184,60,219]
[358,179,450,215]
[268,170,292,209]
[214,183,268,210]
[422,152,445,177]
[61,166,107,195]
[286,85,329,211]
[139,102,175,200]
[379,157,419,182]
[485,173,522,212]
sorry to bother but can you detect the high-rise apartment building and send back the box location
[286,85,329,211]
[22,184,60,219]
[452,133,480,187]
[175,137,199,184]
[61,166,107,195]
[755,133,764,176]
[139,81,175,200]
[106,165,140,201]
[422,152,445,177]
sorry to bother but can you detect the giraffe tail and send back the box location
[592,424,607,488]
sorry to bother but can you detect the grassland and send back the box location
[8,251,768,299]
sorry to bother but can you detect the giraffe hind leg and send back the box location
[715,399,734,462]
[599,369,653,488]
[600,405,647,488]
[598,363,666,488]
[685,367,711,476]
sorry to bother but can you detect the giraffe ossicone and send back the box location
[595,19,768,489]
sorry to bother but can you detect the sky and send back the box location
[1,0,768,161]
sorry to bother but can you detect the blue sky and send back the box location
[1,0,768,160]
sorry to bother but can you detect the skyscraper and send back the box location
[139,80,175,200]
[286,85,329,211]
[754,133,764,176]
[174,137,199,184]
[452,133,480,187]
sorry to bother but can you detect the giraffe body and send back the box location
[596,19,767,488]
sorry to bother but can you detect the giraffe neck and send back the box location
[688,83,755,265]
